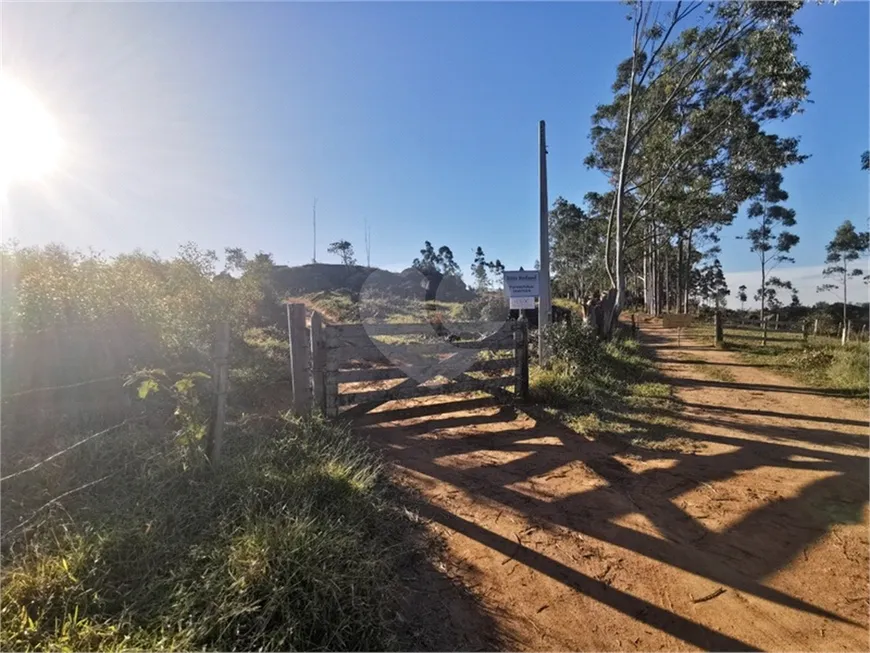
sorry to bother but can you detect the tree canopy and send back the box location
[327,241,356,266]
[580,0,811,333]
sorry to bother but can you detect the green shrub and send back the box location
[779,344,868,393]
[826,347,868,391]
[1,243,272,453]
[456,294,509,322]
[546,321,602,370]
[530,322,659,410]
[1,243,262,353]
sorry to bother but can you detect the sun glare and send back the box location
[0,73,62,188]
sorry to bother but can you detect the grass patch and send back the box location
[688,322,867,395]
[0,413,434,652]
[529,323,696,453]
[631,381,671,399]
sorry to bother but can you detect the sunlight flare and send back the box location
[0,73,62,188]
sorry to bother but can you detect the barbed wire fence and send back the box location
[1,320,234,542]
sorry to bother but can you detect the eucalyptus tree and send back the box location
[586,0,811,331]
[549,197,609,301]
[817,220,870,343]
[743,174,799,344]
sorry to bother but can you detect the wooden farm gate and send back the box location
[285,303,529,417]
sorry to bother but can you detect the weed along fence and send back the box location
[285,303,529,416]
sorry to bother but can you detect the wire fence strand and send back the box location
[3,473,117,539]
[0,418,142,483]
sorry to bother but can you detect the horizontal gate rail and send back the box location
[338,375,514,406]
[332,322,512,337]
[337,356,512,385]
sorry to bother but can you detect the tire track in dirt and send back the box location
[356,321,869,651]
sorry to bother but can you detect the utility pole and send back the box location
[364,218,371,267]
[538,120,551,365]
[312,198,318,263]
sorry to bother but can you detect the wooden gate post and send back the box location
[309,311,326,413]
[514,318,529,402]
[207,321,230,465]
[287,303,311,413]
[324,327,339,417]
[713,312,724,347]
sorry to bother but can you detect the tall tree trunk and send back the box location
[607,5,642,336]
[760,255,767,346]
[684,229,693,314]
[650,221,662,315]
[676,232,684,313]
[664,244,670,312]
[643,222,650,312]
[842,255,848,346]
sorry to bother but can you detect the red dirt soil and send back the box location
[355,321,869,651]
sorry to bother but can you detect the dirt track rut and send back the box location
[357,321,869,651]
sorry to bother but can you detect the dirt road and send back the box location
[356,321,869,651]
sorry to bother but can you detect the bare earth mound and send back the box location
[354,321,869,651]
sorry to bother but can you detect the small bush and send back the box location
[826,347,868,391]
[546,321,602,370]
[530,322,660,410]
[784,347,835,370]
[456,294,509,323]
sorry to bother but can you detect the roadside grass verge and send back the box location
[0,413,433,652]
[687,323,868,396]
[529,323,696,453]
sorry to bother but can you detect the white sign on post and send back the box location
[503,271,540,298]
[509,296,535,310]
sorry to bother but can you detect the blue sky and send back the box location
[2,1,868,306]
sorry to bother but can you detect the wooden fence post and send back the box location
[309,311,326,413]
[861,324,867,342]
[774,313,779,331]
[208,321,230,465]
[813,318,819,336]
[324,327,339,417]
[713,312,723,347]
[514,318,529,402]
[801,320,809,343]
[287,303,311,413]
